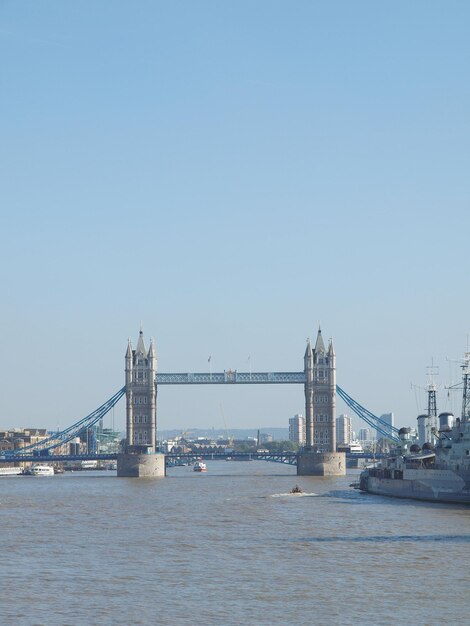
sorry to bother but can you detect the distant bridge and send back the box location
[0,451,389,467]
[165,451,299,466]
[163,451,389,467]
[0,453,118,464]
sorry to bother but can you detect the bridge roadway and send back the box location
[0,451,388,466]
[156,371,306,384]
[0,453,118,463]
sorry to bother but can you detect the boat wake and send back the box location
[270,492,319,498]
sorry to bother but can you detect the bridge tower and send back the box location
[298,327,344,476]
[117,330,165,478]
[312,329,336,452]
[125,331,157,451]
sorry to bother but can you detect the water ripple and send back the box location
[294,534,470,543]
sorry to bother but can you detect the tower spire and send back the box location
[136,328,146,355]
[314,327,325,353]
[304,337,313,359]
[328,338,335,357]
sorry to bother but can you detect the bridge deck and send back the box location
[0,451,387,465]
[156,371,306,384]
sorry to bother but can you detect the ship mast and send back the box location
[426,362,438,445]
[426,362,438,418]
[461,352,470,421]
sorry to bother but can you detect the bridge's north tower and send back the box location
[125,331,157,451]
[117,330,165,477]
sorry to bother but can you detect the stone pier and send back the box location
[297,451,346,476]
[117,452,166,478]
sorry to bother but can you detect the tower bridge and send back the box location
[116,328,344,476]
[1,328,400,477]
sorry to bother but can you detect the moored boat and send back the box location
[30,465,55,476]
[0,467,22,476]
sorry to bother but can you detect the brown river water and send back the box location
[1,461,469,626]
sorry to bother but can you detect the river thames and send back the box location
[1,461,469,625]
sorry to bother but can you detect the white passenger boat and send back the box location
[193,461,207,472]
[30,465,55,476]
[0,467,22,476]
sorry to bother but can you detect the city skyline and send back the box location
[1,2,470,433]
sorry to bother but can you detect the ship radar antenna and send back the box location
[411,360,439,416]
[426,359,439,417]
[461,350,470,420]
[447,349,470,420]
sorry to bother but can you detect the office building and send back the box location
[380,413,395,438]
[336,414,353,445]
[289,414,305,445]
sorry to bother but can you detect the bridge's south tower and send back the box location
[118,330,164,477]
[299,328,343,475]
[125,330,157,452]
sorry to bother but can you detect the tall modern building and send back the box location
[336,414,353,445]
[289,414,306,445]
[358,427,374,443]
[380,413,395,438]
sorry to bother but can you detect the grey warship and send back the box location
[359,355,470,504]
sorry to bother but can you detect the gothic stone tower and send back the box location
[125,330,157,452]
[312,328,336,452]
[299,328,344,476]
[304,328,336,451]
[118,330,165,477]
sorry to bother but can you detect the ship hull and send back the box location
[361,471,470,504]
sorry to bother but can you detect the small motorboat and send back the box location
[193,461,207,472]
[290,485,303,494]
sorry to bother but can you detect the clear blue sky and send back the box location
[1,1,469,435]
